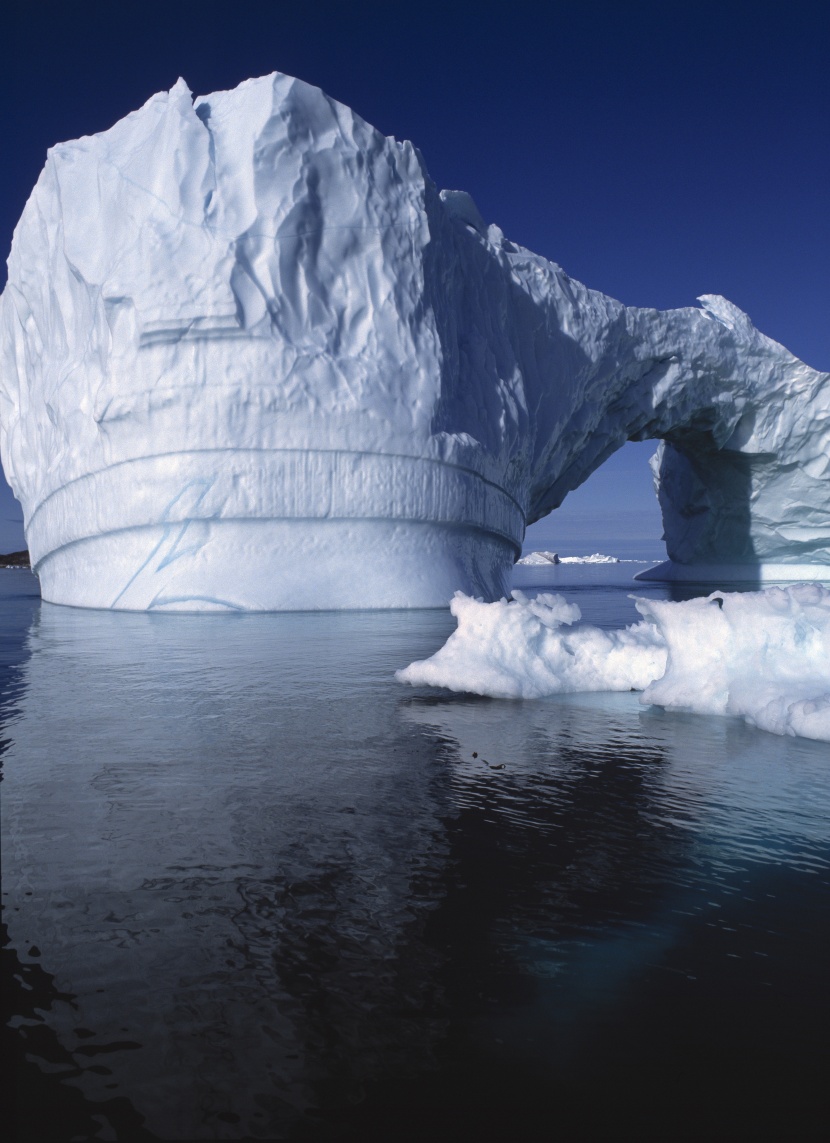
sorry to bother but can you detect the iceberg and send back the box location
[1,72,828,610]
[558,553,623,564]
[516,552,563,566]
[396,585,830,742]
[515,552,627,565]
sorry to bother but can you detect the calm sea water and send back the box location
[2,566,830,1141]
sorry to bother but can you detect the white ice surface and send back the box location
[516,551,627,565]
[1,71,829,610]
[559,553,625,564]
[516,551,561,566]
[396,590,667,698]
[396,584,830,742]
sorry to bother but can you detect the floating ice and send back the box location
[1,72,828,610]
[396,584,830,742]
[517,552,562,566]
[516,552,626,565]
[396,590,667,698]
[559,553,623,564]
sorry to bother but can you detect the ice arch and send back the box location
[1,72,827,611]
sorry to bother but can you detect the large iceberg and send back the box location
[1,72,828,610]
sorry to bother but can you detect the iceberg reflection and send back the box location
[3,599,830,1139]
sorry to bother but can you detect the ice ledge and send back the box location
[36,519,516,612]
[25,449,526,569]
[635,561,830,584]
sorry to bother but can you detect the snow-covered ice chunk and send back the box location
[638,585,830,739]
[1,72,828,610]
[396,590,666,699]
[516,551,561,565]
[396,584,830,742]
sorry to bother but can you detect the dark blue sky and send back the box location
[1,0,827,553]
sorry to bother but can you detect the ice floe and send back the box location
[397,584,830,741]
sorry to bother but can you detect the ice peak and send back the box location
[697,293,754,333]
[440,189,488,235]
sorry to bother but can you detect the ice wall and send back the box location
[1,72,827,610]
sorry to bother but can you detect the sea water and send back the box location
[2,566,830,1141]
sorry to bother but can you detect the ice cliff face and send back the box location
[1,72,827,610]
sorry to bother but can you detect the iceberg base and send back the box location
[635,560,830,585]
[35,519,515,612]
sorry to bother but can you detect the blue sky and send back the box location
[1,0,827,553]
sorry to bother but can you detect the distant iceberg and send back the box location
[516,552,562,566]
[1,72,828,610]
[516,551,628,565]
[397,584,830,742]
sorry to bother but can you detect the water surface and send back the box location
[2,568,829,1140]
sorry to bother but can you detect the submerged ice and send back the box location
[1,72,828,610]
[397,585,830,742]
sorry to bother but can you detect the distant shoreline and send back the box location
[0,550,30,568]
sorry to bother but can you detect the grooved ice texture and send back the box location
[1,73,827,609]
